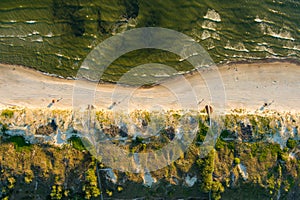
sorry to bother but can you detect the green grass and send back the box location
[6,135,31,151]
[68,136,86,151]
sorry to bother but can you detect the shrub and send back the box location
[50,185,63,200]
[117,186,123,192]
[83,167,101,199]
[106,189,113,197]
[234,157,241,164]
[135,136,144,144]
[220,130,231,138]
[215,138,226,150]
[1,109,14,118]
[7,177,16,189]
[286,138,297,149]
[24,170,34,184]
[68,136,86,151]
[211,181,225,200]
[197,150,215,192]
[6,136,31,151]
[196,121,208,143]
[1,123,8,134]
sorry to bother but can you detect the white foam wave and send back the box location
[212,32,220,40]
[259,23,295,41]
[201,30,220,40]
[153,73,170,78]
[74,57,81,61]
[203,9,221,22]
[225,41,249,52]
[255,16,274,24]
[0,34,28,38]
[201,30,210,40]
[257,42,269,46]
[81,65,89,70]
[32,37,43,42]
[45,32,53,37]
[267,27,295,41]
[179,52,199,61]
[268,8,286,16]
[55,53,70,60]
[201,21,217,31]
[25,20,36,24]
[206,39,215,50]
[293,45,300,51]
[283,42,300,52]
[255,45,277,55]
[254,16,263,23]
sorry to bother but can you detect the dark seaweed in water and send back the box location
[124,0,139,19]
[52,0,85,36]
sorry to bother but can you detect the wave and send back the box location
[179,52,199,62]
[201,30,220,40]
[224,41,249,52]
[254,44,277,55]
[201,21,217,31]
[32,31,39,35]
[259,23,295,41]
[254,16,275,24]
[45,32,53,37]
[203,9,221,22]
[25,20,36,24]
[54,53,71,60]
[283,42,300,52]
[269,30,295,41]
[268,8,287,16]
[31,37,43,42]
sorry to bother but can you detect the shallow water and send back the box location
[0,0,299,82]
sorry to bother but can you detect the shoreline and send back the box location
[1,57,300,85]
[1,59,300,113]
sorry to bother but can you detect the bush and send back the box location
[196,121,208,143]
[24,170,34,184]
[220,130,231,138]
[117,186,123,192]
[197,150,215,192]
[7,177,16,189]
[1,109,14,118]
[50,185,63,200]
[234,157,241,164]
[6,136,31,151]
[211,181,225,200]
[1,123,8,134]
[83,167,101,199]
[215,138,226,150]
[286,138,297,149]
[68,136,86,151]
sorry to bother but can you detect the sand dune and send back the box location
[0,61,299,113]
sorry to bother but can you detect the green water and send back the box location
[0,0,299,82]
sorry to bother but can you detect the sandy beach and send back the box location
[0,61,299,113]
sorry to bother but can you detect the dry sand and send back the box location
[0,61,299,113]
